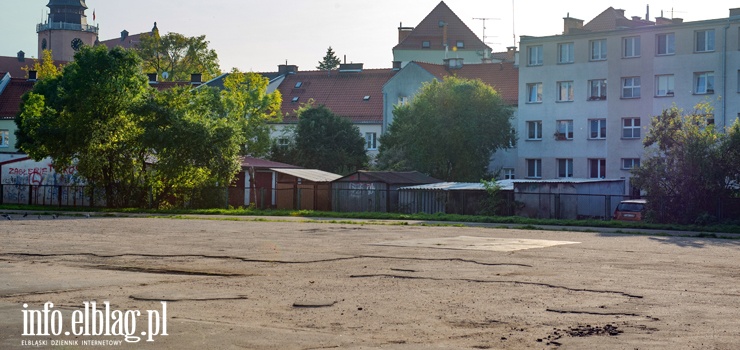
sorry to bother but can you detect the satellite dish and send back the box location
[162,71,169,80]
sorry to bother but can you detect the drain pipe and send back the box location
[722,18,730,129]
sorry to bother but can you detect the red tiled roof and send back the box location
[241,156,301,169]
[100,33,146,50]
[583,7,654,32]
[413,61,519,105]
[394,1,489,52]
[150,81,192,91]
[0,56,68,79]
[0,78,35,119]
[277,68,397,124]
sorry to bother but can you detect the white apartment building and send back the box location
[517,7,740,194]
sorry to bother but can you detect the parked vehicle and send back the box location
[613,199,646,221]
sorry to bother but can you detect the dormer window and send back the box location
[291,96,299,103]
[456,41,464,48]
[363,96,371,101]
[294,82,302,88]
[422,41,431,48]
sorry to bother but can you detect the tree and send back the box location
[377,76,515,181]
[22,49,62,80]
[16,45,150,207]
[272,106,367,174]
[630,103,740,224]
[316,46,341,72]
[137,31,221,82]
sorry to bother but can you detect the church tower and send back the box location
[37,0,98,62]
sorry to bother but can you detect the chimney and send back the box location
[398,23,414,44]
[563,15,584,35]
[278,64,298,75]
[338,63,363,72]
[615,9,626,18]
[392,61,402,71]
[17,50,25,62]
[646,5,650,21]
[147,73,158,83]
[731,8,740,17]
[190,73,202,85]
[673,18,683,24]
[631,16,642,21]
[443,58,463,69]
[655,16,673,25]
[28,70,38,81]
[120,30,129,41]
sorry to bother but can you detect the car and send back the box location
[613,199,646,221]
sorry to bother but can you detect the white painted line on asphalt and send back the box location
[372,236,581,252]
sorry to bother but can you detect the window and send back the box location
[555,120,574,140]
[291,96,299,103]
[527,121,543,140]
[694,72,715,94]
[622,118,641,139]
[528,45,543,66]
[363,95,371,101]
[589,119,607,139]
[656,33,675,55]
[558,42,574,63]
[398,96,409,106]
[557,81,574,102]
[294,82,303,88]
[365,132,377,150]
[590,39,607,60]
[0,130,8,148]
[622,158,641,170]
[557,159,574,178]
[623,36,641,58]
[503,168,515,180]
[422,41,431,48]
[456,41,464,48]
[527,159,542,178]
[655,75,675,96]
[589,159,606,179]
[526,83,542,103]
[695,29,715,52]
[277,137,290,149]
[588,79,607,100]
[621,77,641,98]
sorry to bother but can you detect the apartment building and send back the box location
[517,7,740,194]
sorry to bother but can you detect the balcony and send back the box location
[37,22,98,34]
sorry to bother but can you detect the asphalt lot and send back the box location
[1,215,739,349]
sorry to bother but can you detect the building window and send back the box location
[555,120,574,140]
[0,130,8,148]
[590,39,607,60]
[589,119,607,139]
[456,41,464,48]
[527,159,542,178]
[365,132,377,150]
[527,121,543,140]
[398,96,408,106]
[503,168,515,180]
[622,158,641,170]
[557,81,574,102]
[291,96,299,103]
[558,42,574,63]
[622,118,641,139]
[655,75,675,97]
[588,79,607,100]
[695,29,715,52]
[623,36,641,58]
[277,137,290,149]
[528,45,543,66]
[656,33,675,55]
[621,77,641,98]
[589,159,606,179]
[526,83,542,103]
[694,72,715,94]
[558,159,574,178]
[422,41,431,48]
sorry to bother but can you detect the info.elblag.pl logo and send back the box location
[22,301,168,344]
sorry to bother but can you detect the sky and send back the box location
[1,0,737,73]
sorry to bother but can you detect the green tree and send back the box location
[631,104,740,224]
[316,46,341,71]
[16,45,150,207]
[22,49,62,80]
[274,106,367,174]
[138,31,221,82]
[377,76,515,181]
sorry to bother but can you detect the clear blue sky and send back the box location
[1,0,736,72]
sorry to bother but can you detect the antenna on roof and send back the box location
[512,0,517,47]
[473,17,500,46]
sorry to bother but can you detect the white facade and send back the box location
[517,11,740,193]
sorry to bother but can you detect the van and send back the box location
[613,199,646,221]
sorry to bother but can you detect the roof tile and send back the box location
[394,1,489,52]
[413,61,519,105]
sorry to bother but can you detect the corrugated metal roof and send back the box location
[400,178,625,192]
[335,171,442,185]
[271,168,342,183]
[241,156,300,169]
[399,182,486,191]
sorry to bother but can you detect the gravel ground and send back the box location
[0,215,739,349]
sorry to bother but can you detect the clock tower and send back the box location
[37,0,98,62]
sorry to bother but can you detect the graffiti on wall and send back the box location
[1,158,89,205]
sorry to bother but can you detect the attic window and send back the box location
[422,41,431,48]
[363,95,371,101]
[456,41,464,48]
[291,96,299,103]
[294,82,302,88]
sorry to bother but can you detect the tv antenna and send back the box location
[473,17,500,45]
[660,8,686,19]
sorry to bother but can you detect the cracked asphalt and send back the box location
[0,215,739,349]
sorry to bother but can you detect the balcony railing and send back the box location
[37,22,98,34]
